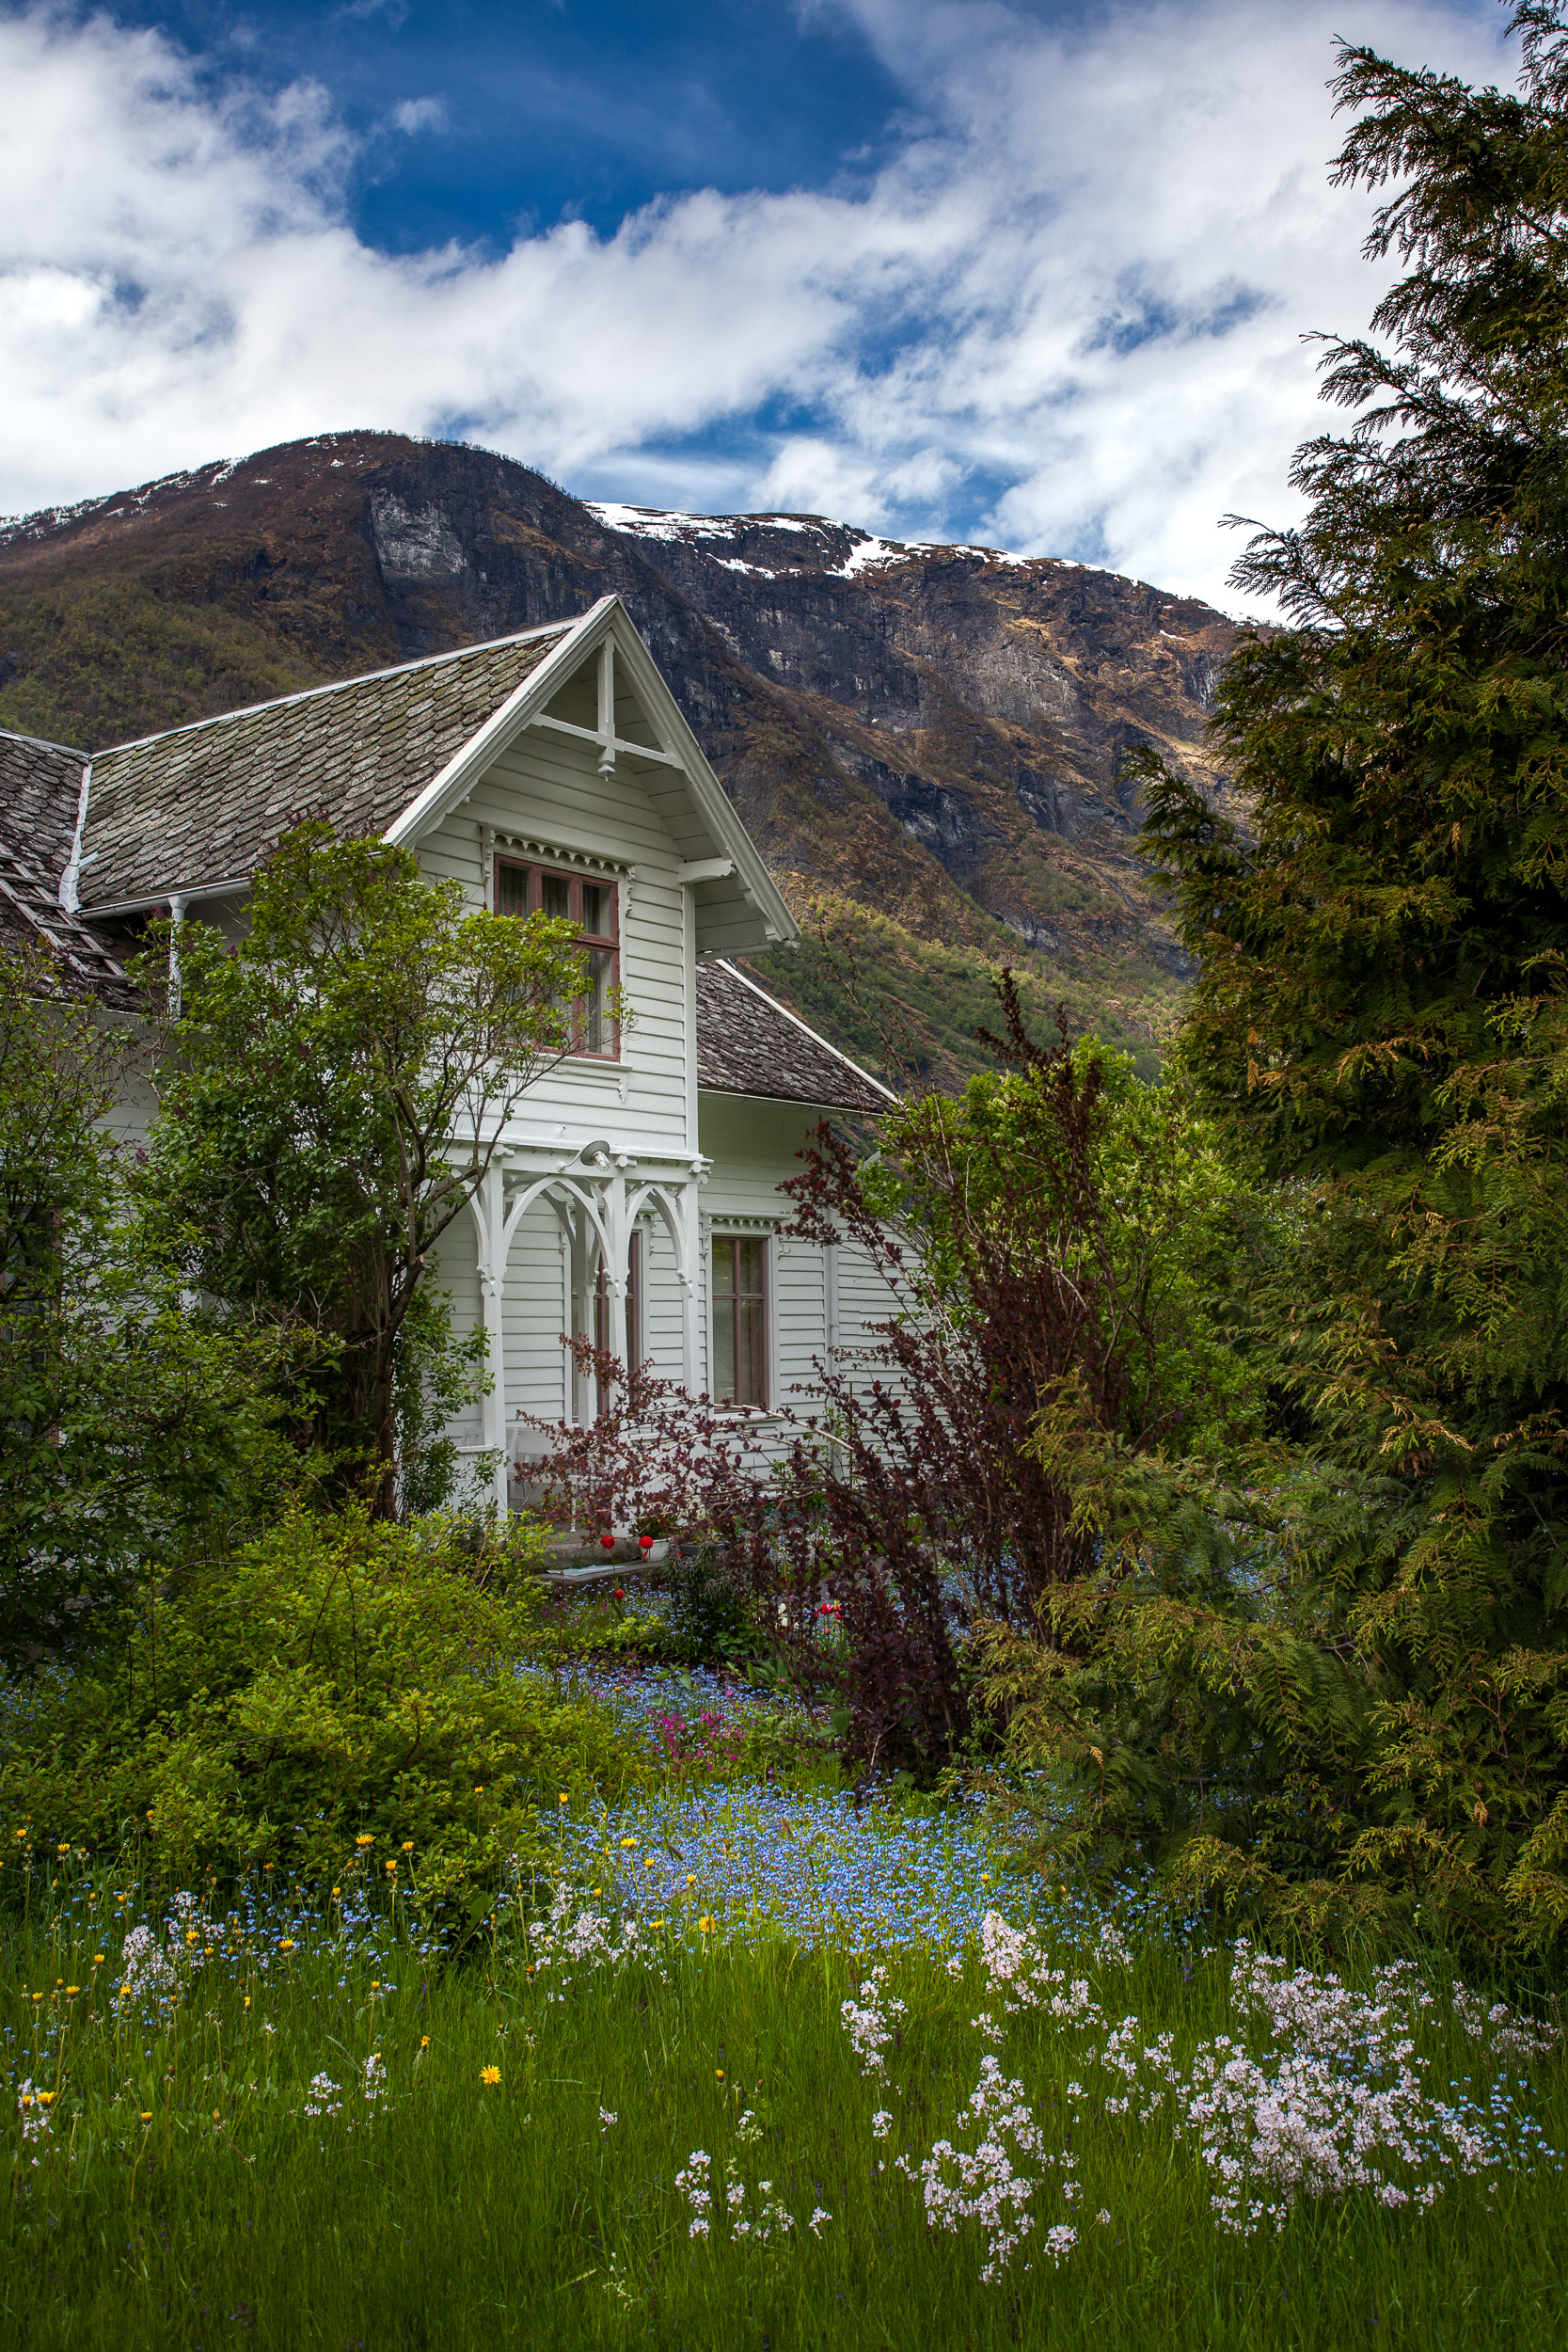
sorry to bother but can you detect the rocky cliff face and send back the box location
[0,431,1240,1079]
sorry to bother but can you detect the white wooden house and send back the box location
[0,596,895,1510]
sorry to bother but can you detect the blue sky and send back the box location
[120,2,911,250]
[0,0,1517,607]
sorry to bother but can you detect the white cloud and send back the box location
[390,96,447,135]
[0,0,1516,608]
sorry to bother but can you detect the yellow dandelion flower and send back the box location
[715,2068,724,2080]
[36,2090,55,2105]
[481,2066,501,2086]
[56,1842,69,1855]
[420,2035,430,2049]
[642,1856,657,1868]
[698,1915,714,1933]
[244,1996,251,2010]
[401,1841,414,1853]
[65,1985,79,1996]
[92,1954,104,1965]
[331,1886,341,1898]
[139,2111,152,2122]
[558,1792,569,1804]
[356,1834,374,1848]
[279,1938,294,1952]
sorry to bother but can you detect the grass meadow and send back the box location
[4,1663,1567,2349]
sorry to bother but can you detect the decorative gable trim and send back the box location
[382,596,798,955]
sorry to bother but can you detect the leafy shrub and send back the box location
[0,1506,655,1901]
[661,1543,762,1666]
[0,938,304,1667]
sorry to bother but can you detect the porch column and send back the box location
[674,1176,704,1391]
[477,1158,509,1517]
[603,1164,629,1378]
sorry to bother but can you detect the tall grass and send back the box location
[4,1836,1564,2350]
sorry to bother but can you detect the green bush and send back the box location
[0,1507,655,1901]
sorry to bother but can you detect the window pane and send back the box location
[581,947,613,1053]
[540,871,572,921]
[712,1237,736,1300]
[736,1236,766,1300]
[496,863,529,918]
[736,1299,766,1406]
[580,881,610,938]
[713,1292,736,1404]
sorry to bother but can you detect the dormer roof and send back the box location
[695,961,895,1114]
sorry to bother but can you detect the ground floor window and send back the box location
[711,1233,768,1408]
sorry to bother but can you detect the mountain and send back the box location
[0,431,1240,1084]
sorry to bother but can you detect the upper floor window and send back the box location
[496,859,618,1057]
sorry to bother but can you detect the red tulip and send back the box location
[601,1535,615,1550]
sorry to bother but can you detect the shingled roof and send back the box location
[78,625,573,910]
[695,960,895,1114]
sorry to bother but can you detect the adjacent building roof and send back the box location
[0,841,136,1007]
[78,626,573,911]
[0,725,87,887]
[0,727,136,1004]
[695,959,895,1114]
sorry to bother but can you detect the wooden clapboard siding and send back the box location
[426,1228,484,1454]
[637,1214,684,1379]
[502,1198,573,1426]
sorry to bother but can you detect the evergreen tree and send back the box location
[1134,3,1568,1952]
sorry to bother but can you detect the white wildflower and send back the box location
[674,2149,713,2239]
[914,2053,1049,2281]
[840,1966,906,2077]
[303,2072,341,2119]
